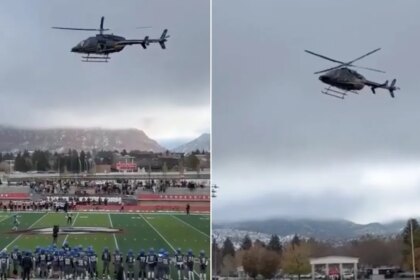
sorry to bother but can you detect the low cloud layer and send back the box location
[0,0,209,141]
[212,0,420,223]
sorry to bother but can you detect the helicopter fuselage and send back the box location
[319,67,366,91]
[71,34,126,55]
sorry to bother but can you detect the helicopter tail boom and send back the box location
[368,79,399,98]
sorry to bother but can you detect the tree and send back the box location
[222,237,235,257]
[403,219,419,245]
[80,150,86,172]
[268,234,282,255]
[241,235,253,250]
[185,154,200,171]
[402,219,420,271]
[71,150,80,173]
[282,243,311,280]
[242,245,280,279]
[259,249,280,279]
[212,237,222,275]
[14,152,29,172]
[292,234,301,248]
[242,247,260,278]
[254,239,266,248]
[3,153,14,160]
[31,150,50,171]
[221,255,236,277]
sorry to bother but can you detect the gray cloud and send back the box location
[0,0,209,141]
[212,0,420,223]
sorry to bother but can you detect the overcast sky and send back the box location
[0,0,209,148]
[212,0,420,224]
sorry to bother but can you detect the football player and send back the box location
[175,248,184,280]
[101,247,111,280]
[125,249,135,280]
[186,249,195,280]
[0,250,9,280]
[137,250,147,280]
[113,249,123,279]
[146,248,157,280]
[198,251,208,280]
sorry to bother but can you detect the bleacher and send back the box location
[136,185,210,195]
[0,177,210,213]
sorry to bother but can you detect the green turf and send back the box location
[0,211,210,279]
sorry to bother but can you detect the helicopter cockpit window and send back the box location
[79,40,86,47]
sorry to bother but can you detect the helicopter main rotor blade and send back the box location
[304,50,345,64]
[314,64,385,74]
[52,27,110,32]
[350,65,386,73]
[100,16,105,30]
[314,65,343,74]
[347,48,381,65]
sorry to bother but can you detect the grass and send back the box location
[0,211,210,279]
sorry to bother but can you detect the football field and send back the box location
[0,211,210,279]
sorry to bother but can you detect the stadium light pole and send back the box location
[411,219,417,280]
[211,184,218,198]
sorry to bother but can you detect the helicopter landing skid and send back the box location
[81,54,110,63]
[321,87,359,100]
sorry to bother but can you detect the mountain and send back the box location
[213,218,407,242]
[213,228,298,249]
[172,133,210,153]
[0,126,165,152]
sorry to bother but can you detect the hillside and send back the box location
[0,126,165,152]
[172,133,210,153]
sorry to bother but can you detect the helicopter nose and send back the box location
[71,46,79,53]
[319,75,328,83]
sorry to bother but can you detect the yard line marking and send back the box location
[63,212,79,245]
[108,214,125,280]
[3,212,48,250]
[139,214,175,251]
[171,215,209,238]
[139,214,200,278]
[108,213,119,249]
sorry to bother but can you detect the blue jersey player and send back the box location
[146,248,157,280]
[186,249,195,280]
[175,248,184,280]
[101,247,111,280]
[137,250,147,280]
[198,251,208,280]
[126,249,135,280]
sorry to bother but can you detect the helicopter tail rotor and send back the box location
[158,29,169,49]
[389,79,399,98]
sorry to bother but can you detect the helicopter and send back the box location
[52,16,169,62]
[305,48,399,99]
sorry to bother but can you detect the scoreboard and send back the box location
[115,161,137,171]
